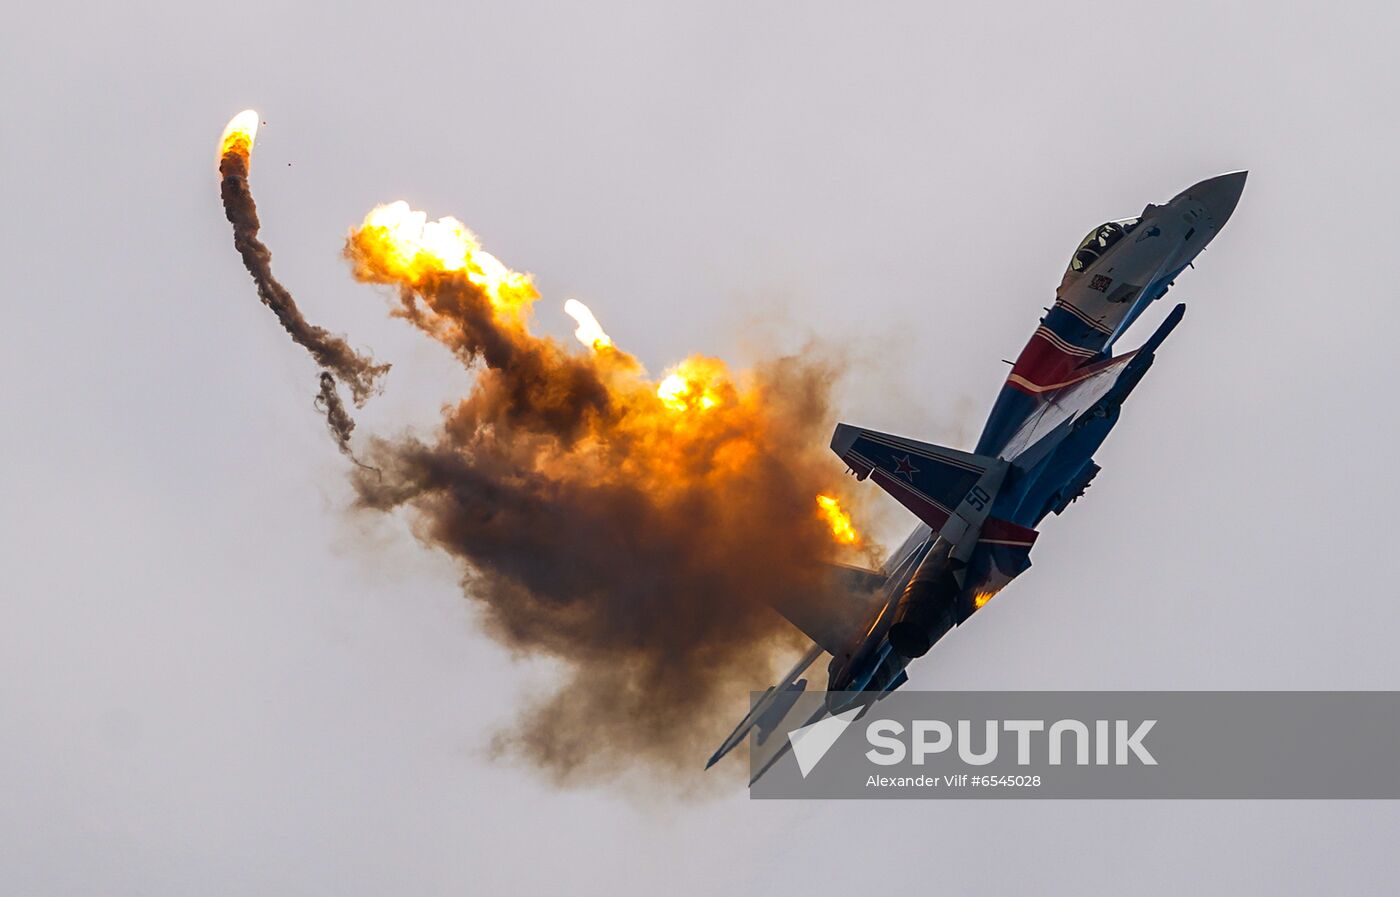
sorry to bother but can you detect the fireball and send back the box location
[347,201,537,317]
[656,358,728,413]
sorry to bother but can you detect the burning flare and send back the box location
[563,299,613,351]
[219,109,259,161]
[216,109,388,464]
[815,493,861,546]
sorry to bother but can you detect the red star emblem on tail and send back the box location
[891,453,920,482]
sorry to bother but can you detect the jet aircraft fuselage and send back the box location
[708,172,1246,776]
[826,172,1247,704]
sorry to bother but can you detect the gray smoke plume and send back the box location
[219,147,389,456]
[315,371,378,473]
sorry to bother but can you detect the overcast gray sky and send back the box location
[6,0,1400,893]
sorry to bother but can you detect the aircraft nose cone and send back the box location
[1180,170,1248,227]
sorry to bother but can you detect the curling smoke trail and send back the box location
[315,372,377,473]
[343,202,876,784]
[217,110,388,458]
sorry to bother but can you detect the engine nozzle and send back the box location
[887,540,963,658]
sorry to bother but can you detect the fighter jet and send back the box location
[708,171,1247,780]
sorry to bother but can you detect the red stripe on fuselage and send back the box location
[1004,332,1095,395]
[1008,324,1114,391]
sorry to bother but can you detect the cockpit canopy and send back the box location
[1069,218,1141,273]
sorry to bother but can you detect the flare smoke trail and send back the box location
[315,371,377,471]
[343,203,876,785]
[217,111,388,457]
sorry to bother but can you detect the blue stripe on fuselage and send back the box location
[974,385,1036,459]
[1042,305,1111,352]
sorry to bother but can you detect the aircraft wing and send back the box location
[706,561,892,769]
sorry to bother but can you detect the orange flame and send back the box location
[973,589,998,609]
[815,493,861,546]
[656,358,728,413]
[219,109,259,160]
[347,201,537,317]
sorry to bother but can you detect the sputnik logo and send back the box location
[787,708,863,777]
